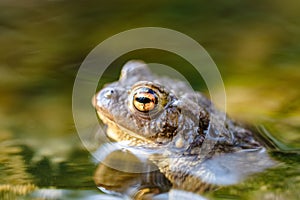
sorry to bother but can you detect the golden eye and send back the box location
[129,82,170,118]
[133,88,158,112]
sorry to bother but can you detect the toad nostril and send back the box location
[104,89,114,99]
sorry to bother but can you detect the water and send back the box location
[1,127,299,199]
[1,1,300,199]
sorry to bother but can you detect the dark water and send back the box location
[1,1,300,199]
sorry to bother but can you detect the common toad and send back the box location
[93,60,273,194]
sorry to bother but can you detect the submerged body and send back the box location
[93,60,274,194]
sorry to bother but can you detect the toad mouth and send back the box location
[95,108,158,147]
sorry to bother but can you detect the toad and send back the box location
[93,60,274,193]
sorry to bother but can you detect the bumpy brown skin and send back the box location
[93,60,263,192]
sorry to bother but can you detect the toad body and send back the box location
[93,60,272,192]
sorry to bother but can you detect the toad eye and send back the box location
[133,88,158,112]
[129,82,170,118]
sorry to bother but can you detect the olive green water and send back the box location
[1,1,299,199]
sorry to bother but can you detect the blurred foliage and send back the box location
[1,0,299,145]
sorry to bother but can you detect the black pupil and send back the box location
[135,96,152,104]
